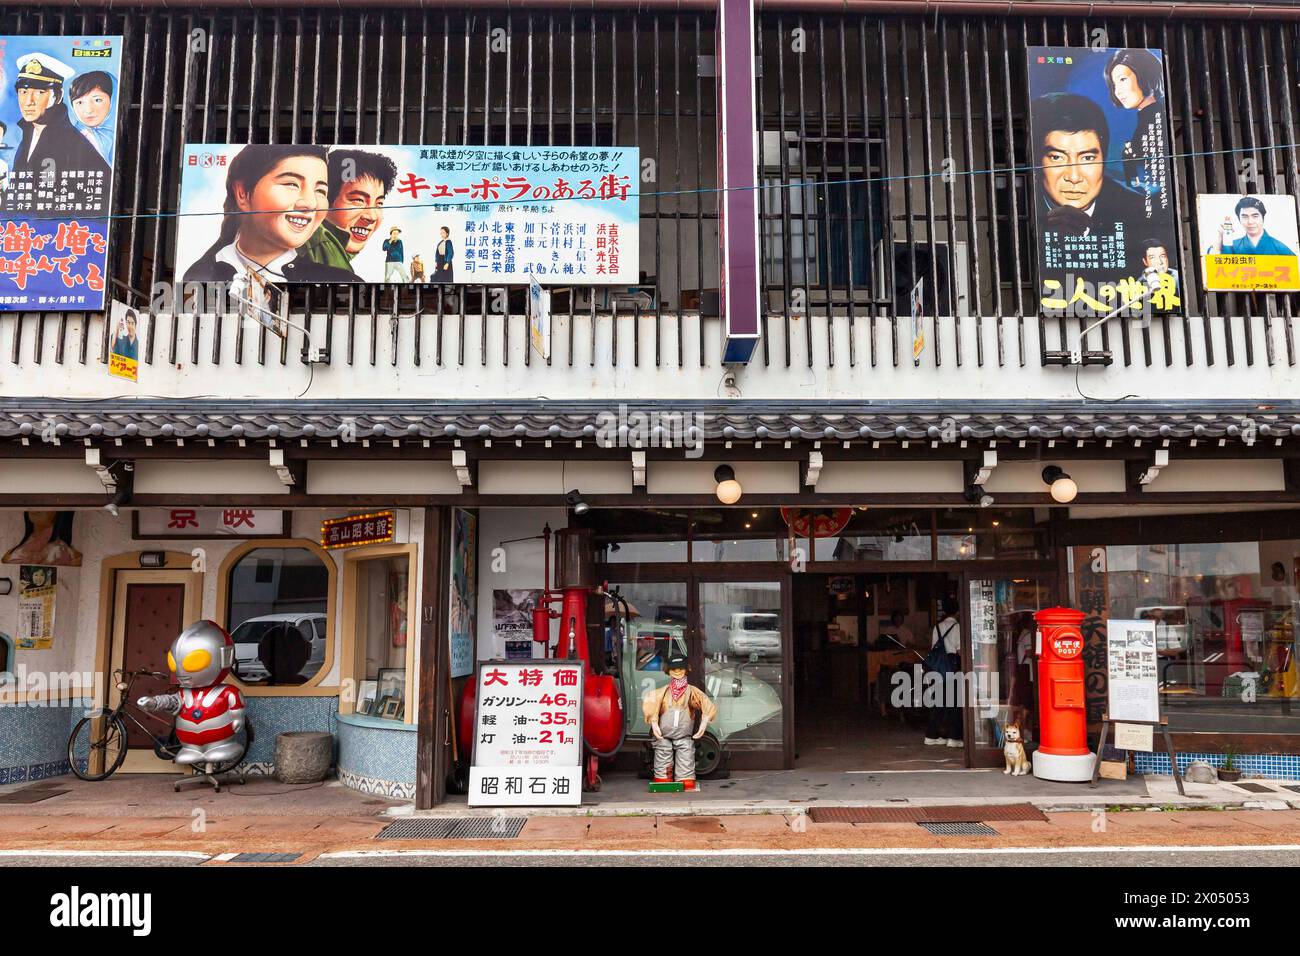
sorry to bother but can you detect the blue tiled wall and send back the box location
[1134,750,1300,780]
[240,695,340,771]
[337,713,416,800]
[0,702,87,785]
[0,694,340,784]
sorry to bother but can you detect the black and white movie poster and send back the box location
[1027,46,1180,317]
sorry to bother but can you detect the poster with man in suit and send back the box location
[1027,47,1180,319]
[0,36,122,311]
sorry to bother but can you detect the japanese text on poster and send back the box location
[1106,619,1159,724]
[1027,47,1180,318]
[17,565,55,649]
[0,35,121,311]
[469,660,584,807]
[175,144,639,292]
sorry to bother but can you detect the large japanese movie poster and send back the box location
[174,144,639,294]
[1027,47,1180,317]
[0,35,120,311]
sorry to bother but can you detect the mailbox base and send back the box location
[1032,749,1095,783]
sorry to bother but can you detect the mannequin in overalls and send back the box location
[643,653,717,790]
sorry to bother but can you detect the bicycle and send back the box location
[68,667,253,790]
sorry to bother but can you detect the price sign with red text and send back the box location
[469,660,584,807]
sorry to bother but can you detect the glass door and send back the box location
[695,579,788,769]
[963,574,1056,765]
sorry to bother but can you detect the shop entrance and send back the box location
[792,572,963,771]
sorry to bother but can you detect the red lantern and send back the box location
[780,507,853,539]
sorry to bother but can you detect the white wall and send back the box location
[2,309,1293,403]
[474,508,568,662]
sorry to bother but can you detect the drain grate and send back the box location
[0,787,69,804]
[1233,782,1277,793]
[229,852,302,863]
[808,803,1045,824]
[377,817,527,840]
[918,821,999,836]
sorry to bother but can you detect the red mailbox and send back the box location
[1032,606,1095,782]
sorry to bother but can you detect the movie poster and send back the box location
[1027,47,1180,317]
[17,565,55,650]
[0,36,121,311]
[449,508,477,679]
[494,588,541,661]
[174,144,640,296]
[1196,193,1300,292]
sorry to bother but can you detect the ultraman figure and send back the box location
[137,620,247,766]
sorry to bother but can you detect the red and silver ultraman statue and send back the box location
[137,620,247,766]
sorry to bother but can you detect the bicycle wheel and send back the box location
[68,710,128,781]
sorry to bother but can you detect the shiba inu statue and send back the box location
[1003,722,1031,776]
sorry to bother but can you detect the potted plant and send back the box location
[1218,747,1241,783]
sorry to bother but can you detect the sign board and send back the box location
[107,301,139,383]
[175,144,639,289]
[1196,193,1300,292]
[528,273,550,361]
[0,35,123,311]
[136,508,286,539]
[17,565,55,649]
[969,579,998,645]
[909,277,925,365]
[1114,721,1154,752]
[321,510,396,550]
[1026,47,1180,317]
[468,660,584,807]
[1106,618,1159,723]
[449,508,477,679]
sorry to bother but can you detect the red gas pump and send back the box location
[458,525,624,791]
[1031,606,1095,782]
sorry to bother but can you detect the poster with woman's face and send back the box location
[2,511,81,567]
[1027,47,1180,317]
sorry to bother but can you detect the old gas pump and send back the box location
[1032,606,1095,782]
[458,525,624,791]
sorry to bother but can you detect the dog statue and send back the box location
[1003,722,1031,776]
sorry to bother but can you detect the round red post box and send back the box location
[1032,606,1095,782]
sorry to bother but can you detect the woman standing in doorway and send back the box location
[924,597,964,748]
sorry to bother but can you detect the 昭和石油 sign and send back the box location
[469,660,584,807]
[174,143,639,296]
[0,35,122,311]
[320,510,396,550]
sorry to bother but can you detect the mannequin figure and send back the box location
[642,653,717,790]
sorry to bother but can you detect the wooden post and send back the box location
[416,505,452,809]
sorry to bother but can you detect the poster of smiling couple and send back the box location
[1027,46,1180,317]
[174,143,640,295]
[0,35,121,312]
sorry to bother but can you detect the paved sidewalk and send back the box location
[1,773,1299,863]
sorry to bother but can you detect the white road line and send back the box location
[319,843,1300,859]
[0,849,211,860]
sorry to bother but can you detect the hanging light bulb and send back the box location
[714,464,743,504]
[1041,465,1078,504]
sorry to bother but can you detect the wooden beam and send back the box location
[416,505,453,809]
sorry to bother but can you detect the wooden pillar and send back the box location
[416,505,452,809]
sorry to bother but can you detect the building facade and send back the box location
[1,0,1299,804]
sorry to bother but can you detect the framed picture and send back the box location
[378,697,401,719]
[377,668,405,704]
[357,679,377,715]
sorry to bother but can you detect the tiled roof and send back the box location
[0,400,1294,445]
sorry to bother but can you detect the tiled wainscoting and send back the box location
[336,712,416,800]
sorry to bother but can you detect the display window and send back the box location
[1069,540,1300,733]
